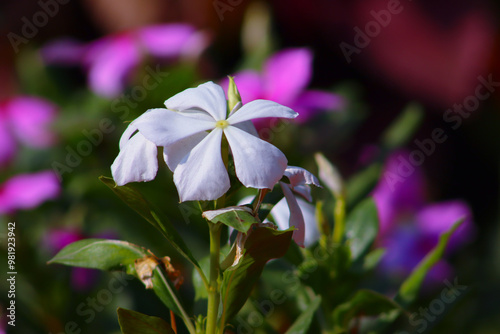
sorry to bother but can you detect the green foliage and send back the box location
[220,227,293,324]
[203,206,259,233]
[285,294,322,334]
[344,198,379,263]
[117,308,175,334]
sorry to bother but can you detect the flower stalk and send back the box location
[206,223,222,334]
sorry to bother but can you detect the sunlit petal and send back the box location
[227,99,297,125]
[224,126,287,189]
[174,128,229,202]
[165,82,227,121]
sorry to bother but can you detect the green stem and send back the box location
[155,268,196,334]
[332,196,346,244]
[206,223,222,334]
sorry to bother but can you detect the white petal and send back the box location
[135,108,214,147]
[165,82,227,121]
[173,128,229,202]
[224,125,287,189]
[293,185,313,202]
[284,166,321,188]
[233,120,259,137]
[281,183,305,247]
[163,132,208,171]
[111,132,158,186]
[226,99,298,124]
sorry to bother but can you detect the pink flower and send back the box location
[372,151,474,284]
[0,96,57,167]
[42,24,210,98]
[0,171,60,215]
[223,48,344,125]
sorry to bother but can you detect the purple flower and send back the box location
[43,228,101,291]
[372,151,474,284]
[41,24,210,98]
[222,48,344,125]
[0,96,57,167]
[0,171,60,215]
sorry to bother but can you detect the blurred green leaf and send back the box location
[48,238,147,270]
[345,164,382,208]
[344,198,379,263]
[332,290,403,332]
[395,219,464,308]
[203,206,259,233]
[117,308,175,334]
[315,152,344,199]
[99,176,200,269]
[220,227,293,324]
[285,294,321,334]
[381,102,424,150]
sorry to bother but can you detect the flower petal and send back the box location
[233,120,259,138]
[226,99,298,125]
[41,38,87,65]
[416,200,475,252]
[135,108,214,147]
[284,166,321,188]
[0,116,16,166]
[0,171,60,214]
[224,125,287,189]
[165,82,227,121]
[111,131,158,186]
[86,35,141,97]
[263,48,312,104]
[293,90,345,123]
[138,24,196,57]
[6,96,57,148]
[281,183,305,247]
[163,131,208,171]
[173,128,229,202]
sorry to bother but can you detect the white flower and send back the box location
[111,81,297,202]
[272,166,321,247]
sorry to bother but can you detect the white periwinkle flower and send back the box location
[111,81,298,202]
[271,166,321,247]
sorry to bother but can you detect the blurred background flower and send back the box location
[372,151,475,286]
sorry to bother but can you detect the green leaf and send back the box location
[220,227,293,324]
[332,290,403,332]
[345,164,382,208]
[285,294,321,334]
[344,198,379,262]
[202,206,259,233]
[48,239,147,270]
[99,176,199,269]
[117,308,175,334]
[48,239,188,319]
[395,219,464,308]
[381,102,424,150]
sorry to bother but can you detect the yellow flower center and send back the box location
[215,120,229,129]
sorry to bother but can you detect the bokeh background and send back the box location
[1,0,500,333]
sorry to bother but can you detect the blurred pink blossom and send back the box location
[0,171,60,215]
[42,23,210,98]
[0,96,57,167]
[223,48,344,126]
[372,151,474,284]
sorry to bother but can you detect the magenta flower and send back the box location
[41,24,210,98]
[0,96,57,167]
[0,171,60,215]
[223,48,344,125]
[372,152,474,284]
